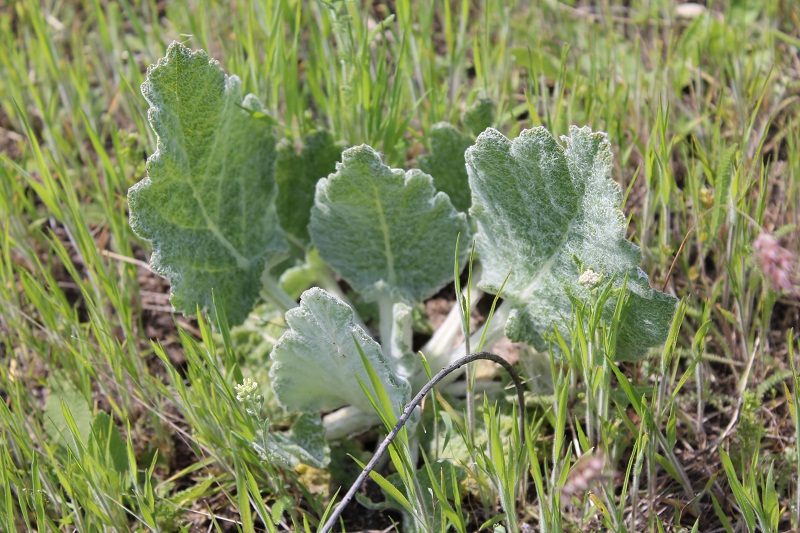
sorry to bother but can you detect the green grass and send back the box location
[1,0,799,531]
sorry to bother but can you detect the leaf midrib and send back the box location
[370,179,397,286]
[172,60,250,271]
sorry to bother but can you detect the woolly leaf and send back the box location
[462,98,495,136]
[269,288,411,414]
[44,371,93,455]
[276,131,342,246]
[418,123,474,213]
[467,126,677,360]
[260,413,331,469]
[310,145,470,303]
[128,42,287,325]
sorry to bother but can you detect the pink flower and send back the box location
[753,233,799,296]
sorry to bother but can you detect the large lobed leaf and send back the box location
[276,131,342,247]
[256,413,331,469]
[417,99,496,214]
[467,126,677,360]
[269,288,411,414]
[310,145,470,304]
[418,123,474,213]
[462,98,496,136]
[128,42,287,325]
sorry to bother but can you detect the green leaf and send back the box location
[88,412,128,475]
[266,413,331,469]
[418,123,474,213]
[310,144,470,304]
[384,460,466,533]
[43,371,93,456]
[467,126,677,360]
[128,42,288,325]
[719,447,758,532]
[276,131,342,246]
[358,464,414,516]
[462,97,495,136]
[278,248,328,300]
[269,287,411,414]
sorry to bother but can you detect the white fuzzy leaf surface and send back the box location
[128,42,287,325]
[269,288,411,413]
[310,145,470,304]
[467,126,677,360]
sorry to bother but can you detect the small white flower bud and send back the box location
[579,269,602,289]
[235,378,259,403]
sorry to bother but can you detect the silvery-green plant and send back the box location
[128,42,677,457]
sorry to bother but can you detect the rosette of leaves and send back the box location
[128,44,677,464]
